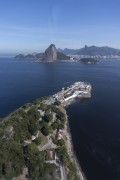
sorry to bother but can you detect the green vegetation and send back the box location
[34,96,50,105]
[24,143,58,179]
[44,113,53,123]
[51,105,62,114]
[22,103,32,109]
[49,106,66,130]
[33,136,42,145]
[27,106,40,120]
[51,106,66,120]
[0,139,24,179]
[51,120,64,130]
[57,146,80,180]
[43,163,58,179]
[54,100,61,106]
[24,143,45,179]
[57,139,65,146]
[34,98,41,105]
[38,131,48,147]
[40,103,50,111]
[41,123,52,136]
[0,103,54,179]
[39,105,66,134]
[67,162,80,180]
[0,96,80,179]
[57,146,69,165]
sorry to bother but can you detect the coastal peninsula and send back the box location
[0,82,91,180]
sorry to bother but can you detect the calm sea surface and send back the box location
[1,57,120,180]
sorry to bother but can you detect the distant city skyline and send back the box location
[0,0,120,54]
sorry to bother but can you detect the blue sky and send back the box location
[0,0,120,54]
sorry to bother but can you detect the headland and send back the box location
[0,82,91,180]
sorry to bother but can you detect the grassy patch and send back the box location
[38,131,48,148]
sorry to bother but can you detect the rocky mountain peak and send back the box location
[44,44,57,61]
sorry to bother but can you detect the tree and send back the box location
[67,162,78,180]
[27,106,40,121]
[56,111,65,120]
[34,98,41,105]
[51,121,64,130]
[54,100,61,106]
[57,139,65,146]
[44,113,53,123]
[0,139,24,179]
[25,143,45,179]
[41,124,52,136]
[58,122,64,130]
[57,146,69,164]
[40,103,49,111]
[25,143,39,156]
[28,123,38,135]
[51,121,59,130]
[43,163,57,179]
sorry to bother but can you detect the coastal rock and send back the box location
[43,44,57,61]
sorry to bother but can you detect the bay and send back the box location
[0,57,120,179]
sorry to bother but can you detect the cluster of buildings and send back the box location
[53,82,92,104]
[69,54,120,60]
[45,82,92,106]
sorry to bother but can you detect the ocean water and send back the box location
[1,57,120,180]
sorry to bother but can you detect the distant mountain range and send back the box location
[15,45,120,61]
[15,44,70,62]
[58,45,120,56]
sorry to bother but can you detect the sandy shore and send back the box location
[63,111,87,180]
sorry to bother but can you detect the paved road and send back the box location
[60,165,66,180]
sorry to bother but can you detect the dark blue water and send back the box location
[1,57,120,180]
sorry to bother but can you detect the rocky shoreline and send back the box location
[64,109,86,180]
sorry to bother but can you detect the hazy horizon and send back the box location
[1,44,120,56]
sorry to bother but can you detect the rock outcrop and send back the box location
[43,44,57,61]
[15,44,70,61]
